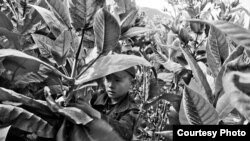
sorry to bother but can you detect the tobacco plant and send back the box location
[0,0,153,140]
[1,0,250,141]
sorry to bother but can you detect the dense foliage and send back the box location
[1,0,250,141]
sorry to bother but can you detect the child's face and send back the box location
[104,70,132,100]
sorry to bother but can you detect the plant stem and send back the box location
[76,53,102,79]
[196,39,205,49]
[71,28,85,78]
[194,33,199,49]
[61,66,70,77]
[159,102,168,131]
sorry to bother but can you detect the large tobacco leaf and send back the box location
[206,41,220,77]
[212,21,250,49]
[2,51,41,77]
[31,33,54,58]
[93,8,120,55]
[30,4,66,37]
[206,25,229,77]
[86,119,123,141]
[76,54,151,85]
[157,72,174,83]
[0,27,20,49]
[189,20,250,50]
[52,30,73,66]
[121,27,153,38]
[0,49,71,80]
[180,86,219,125]
[214,46,245,101]
[13,72,46,87]
[0,87,53,117]
[151,46,183,73]
[207,24,229,62]
[120,9,138,34]
[57,119,124,141]
[145,78,165,101]
[70,0,104,29]
[45,0,72,28]
[18,0,47,34]
[0,104,56,138]
[56,120,91,141]
[32,30,73,66]
[0,11,13,31]
[0,126,11,141]
[162,60,183,73]
[221,56,250,120]
[181,46,213,103]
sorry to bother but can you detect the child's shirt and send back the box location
[91,92,139,141]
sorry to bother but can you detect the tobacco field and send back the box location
[0,0,250,140]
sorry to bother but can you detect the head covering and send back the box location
[124,67,136,78]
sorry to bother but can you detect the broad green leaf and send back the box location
[0,126,11,141]
[32,31,73,65]
[0,49,71,80]
[222,57,250,120]
[207,25,229,77]
[69,125,91,141]
[18,0,47,34]
[151,48,167,63]
[45,0,72,28]
[162,60,183,73]
[157,72,174,83]
[206,41,220,77]
[70,0,104,29]
[0,87,53,117]
[76,54,151,85]
[189,20,250,49]
[146,79,165,101]
[228,90,250,121]
[14,72,47,87]
[0,27,20,49]
[30,4,66,37]
[151,46,183,72]
[86,119,124,141]
[56,120,68,141]
[181,47,213,103]
[45,89,93,125]
[2,50,41,77]
[122,27,153,38]
[0,11,13,31]
[188,78,207,99]
[214,46,245,99]
[168,107,180,125]
[120,9,138,33]
[31,34,53,57]
[52,30,73,65]
[0,104,56,138]
[93,8,120,55]
[181,86,219,125]
[215,90,234,120]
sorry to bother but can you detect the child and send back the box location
[80,67,139,141]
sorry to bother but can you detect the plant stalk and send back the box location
[71,28,85,78]
[76,53,102,79]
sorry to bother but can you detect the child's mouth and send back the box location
[107,90,115,94]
